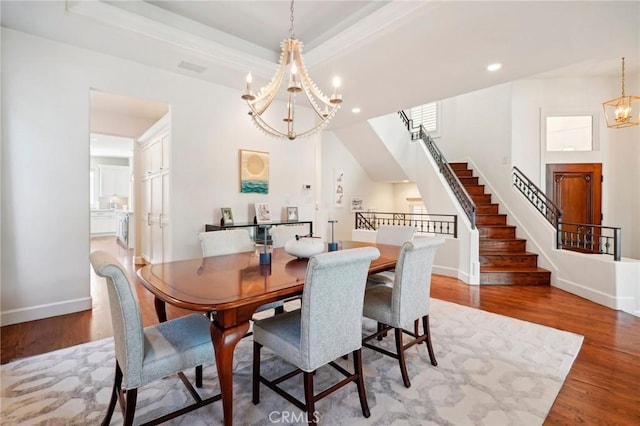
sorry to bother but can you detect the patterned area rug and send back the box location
[1,299,583,425]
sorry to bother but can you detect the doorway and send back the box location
[89,90,169,266]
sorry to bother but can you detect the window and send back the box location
[545,115,594,152]
[410,101,440,138]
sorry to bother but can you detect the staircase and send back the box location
[450,162,551,285]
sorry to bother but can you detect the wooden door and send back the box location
[546,163,602,225]
[546,163,602,253]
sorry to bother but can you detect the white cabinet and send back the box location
[99,165,130,197]
[138,113,170,264]
[91,210,116,234]
[142,133,169,176]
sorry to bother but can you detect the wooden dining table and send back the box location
[136,240,400,426]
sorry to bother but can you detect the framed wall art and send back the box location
[240,149,269,194]
[334,169,344,207]
[351,197,364,212]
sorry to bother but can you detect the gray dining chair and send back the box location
[368,224,417,286]
[89,251,220,426]
[362,237,444,388]
[198,229,284,314]
[252,247,380,425]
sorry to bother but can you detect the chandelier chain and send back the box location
[289,0,295,39]
[621,57,625,97]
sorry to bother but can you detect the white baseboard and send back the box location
[1,297,92,326]
[553,278,618,310]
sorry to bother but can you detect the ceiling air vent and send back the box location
[178,61,207,74]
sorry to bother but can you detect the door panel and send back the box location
[546,163,602,253]
[546,163,602,225]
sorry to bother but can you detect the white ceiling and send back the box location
[2,0,639,135]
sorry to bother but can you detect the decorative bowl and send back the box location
[284,237,324,258]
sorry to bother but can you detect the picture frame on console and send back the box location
[255,203,271,223]
[221,207,234,225]
[286,206,298,222]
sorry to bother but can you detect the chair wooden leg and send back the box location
[195,365,203,388]
[377,322,385,341]
[101,361,122,426]
[353,349,370,418]
[395,328,411,388]
[303,371,316,425]
[414,319,420,338]
[252,341,262,404]
[423,315,437,366]
[123,388,137,426]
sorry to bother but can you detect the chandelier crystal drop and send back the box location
[602,57,640,129]
[241,0,343,140]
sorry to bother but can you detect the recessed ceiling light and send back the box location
[487,63,502,72]
[352,107,361,113]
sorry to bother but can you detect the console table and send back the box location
[205,221,313,244]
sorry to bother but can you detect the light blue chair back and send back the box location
[391,238,445,327]
[300,247,380,370]
[89,251,145,388]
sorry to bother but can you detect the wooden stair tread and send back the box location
[480,266,549,273]
[480,251,537,256]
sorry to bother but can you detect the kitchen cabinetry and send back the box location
[116,211,135,249]
[138,113,170,264]
[99,165,130,197]
[91,210,116,234]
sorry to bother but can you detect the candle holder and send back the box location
[259,225,272,265]
[328,220,338,252]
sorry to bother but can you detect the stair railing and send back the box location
[512,166,621,261]
[512,166,561,227]
[398,111,476,229]
[355,211,457,237]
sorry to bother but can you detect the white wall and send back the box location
[0,28,333,324]
[319,131,395,242]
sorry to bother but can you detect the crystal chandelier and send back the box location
[241,0,343,140]
[602,57,640,129]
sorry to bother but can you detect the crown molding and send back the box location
[65,0,276,77]
[65,0,434,78]
[303,1,436,68]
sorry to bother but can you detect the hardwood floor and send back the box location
[1,237,639,424]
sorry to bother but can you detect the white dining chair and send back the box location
[270,224,309,248]
[198,229,284,314]
[368,224,417,286]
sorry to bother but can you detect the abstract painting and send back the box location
[240,150,269,194]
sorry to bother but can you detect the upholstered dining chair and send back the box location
[89,251,220,426]
[198,229,284,314]
[368,224,417,286]
[362,237,444,388]
[270,224,309,248]
[252,247,380,425]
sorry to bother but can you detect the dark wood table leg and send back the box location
[154,297,167,322]
[210,320,250,426]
